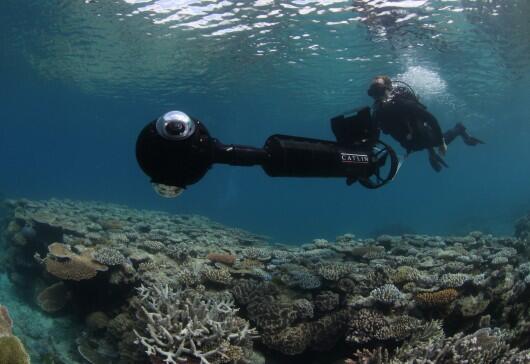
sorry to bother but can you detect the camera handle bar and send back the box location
[136,108,400,197]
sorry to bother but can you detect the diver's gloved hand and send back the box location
[428,149,448,172]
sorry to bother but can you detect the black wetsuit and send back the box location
[372,88,444,153]
[371,86,483,171]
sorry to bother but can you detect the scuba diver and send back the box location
[367,75,484,172]
[135,76,484,195]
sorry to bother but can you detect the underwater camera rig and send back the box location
[136,107,399,197]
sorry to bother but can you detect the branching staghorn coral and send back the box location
[394,327,511,363]
[133,284,258,364]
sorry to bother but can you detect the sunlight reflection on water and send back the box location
[3,0,528,112]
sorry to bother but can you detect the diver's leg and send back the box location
[444,123,485,146]
[443,123,465,145]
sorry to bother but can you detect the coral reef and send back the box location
[3,198,530,363]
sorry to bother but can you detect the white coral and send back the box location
[134,284,258,364]
[370,284,405,305]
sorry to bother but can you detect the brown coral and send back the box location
[345,347,391,364]
[0,306,30,364]
[0,336,31,364]
[207,253,236,266]
[239,258,264,269]
[12,233,27,247]
[314,290,340,313]
[309,310,352,351]
[415,288,459,306]
[349,245,385,258]
[262,323,312,355]
[391,266,422,285]
[6,221,21,235]
[47,242,75,259]
[45,256,99,281]
[85,312,109,331]
[201,267,233,285]
[76,336,109,364]
[36,282,71,313]
[346,309,420,345]
[43,243,108,281]
[263,310,352,355]
[107,313,133,337]
[231,279,277,306]
[220,343,244,363]
[246,296,298,333]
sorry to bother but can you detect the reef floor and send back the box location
[1,198,530,364]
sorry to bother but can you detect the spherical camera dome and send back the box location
[156,110,196,141]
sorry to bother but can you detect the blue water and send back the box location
[1,0,529,243]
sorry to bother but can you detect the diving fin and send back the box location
[462,134,485,146]
[428,150,448,172]
[454,122,485,146]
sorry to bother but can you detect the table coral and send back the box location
[40,242,108,281]
[36,282,71,313]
